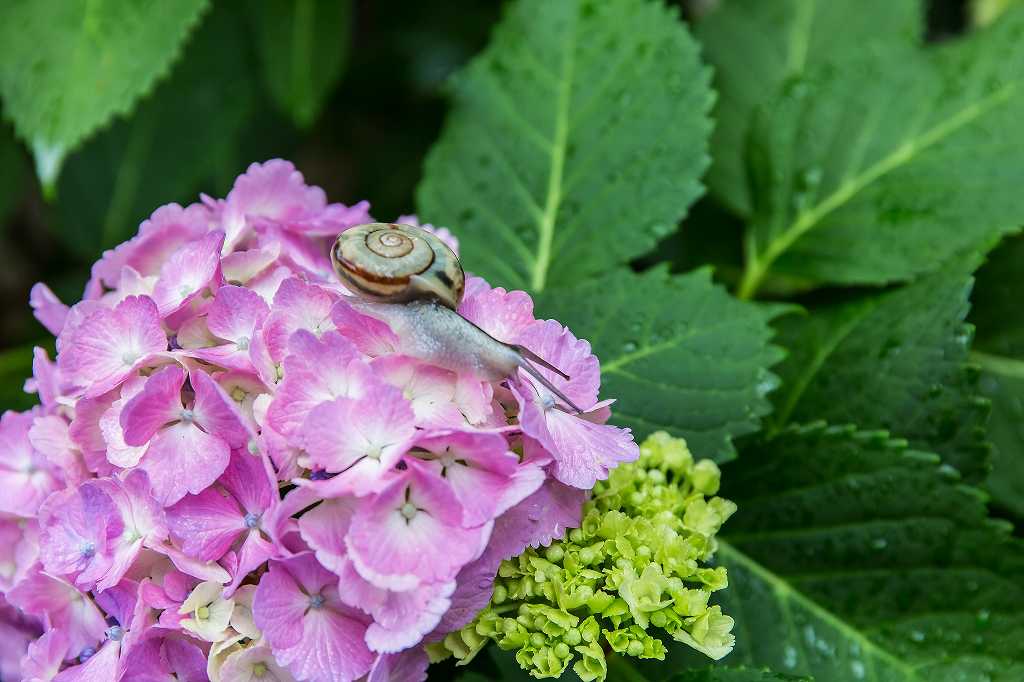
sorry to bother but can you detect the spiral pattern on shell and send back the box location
[332,222,465,309]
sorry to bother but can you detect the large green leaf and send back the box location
[248,0,351,129]
[694,0,922,217]
[970,233,1024,518]
[52,3,257,257]
[417,0,712,292]
[735,8,1024,297]
[975,363,1024,518]
[0,0,210,190]
[535,267,783,463]
[770,263,990,481]
[717,422,1024,682]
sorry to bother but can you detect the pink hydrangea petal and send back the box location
[267,330,371,438]
[263,278,339,361]
[221,243,281,284]
[346,468,484,589]
[139,422,230,505]
[297,498,358,574]
[226,531,276,596]
[58,296,167,398]
[120,365,187,447]
[0,410,61,516]
[219,450,276,515]
[457,276,535,345]
[224,160,327,240]
[255,222,335,279]
[167,486,243,562]
[517,387,638,489]
[53,638,120,682]
[30,282,69,336]
[437,479,586,634]
[366,648,429,682]
[28,346,61,408]
[69,391,118,476]
[21,628,70,681]
[190,368,250,449]
[514,319,600,409]
[207,285,270,344]
[302,389,415,480]
[267,584,375,682]
[29,414,89,484]
[7,570,107,656]
[0,516,39,592]
[254,557,316,649]
[330,299,399,356]
[414,430,521,526]
[373,356,465,428]
[336,558,454,654]
[100,381,150,468]
[151,231,225,317]
[89,203,212,290]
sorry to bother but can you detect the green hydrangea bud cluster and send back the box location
[437,432,738,680]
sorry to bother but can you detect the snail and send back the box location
[332,222,582,413]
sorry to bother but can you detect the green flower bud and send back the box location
[449,432,736,681]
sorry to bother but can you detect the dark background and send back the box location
[0,0,969,406]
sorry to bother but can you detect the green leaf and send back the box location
[670,668,811,682]
[717,422,1024,682]
[770,262,990,481]
[417,0,712,292]
[248,0,351,128]
[0,0,210,190]
[735,8,1024,298]
[693,0,922,217]
[970,233,1024,518]
[974,361,1024,518]
[535,267,783,463]
[52,3,257,257]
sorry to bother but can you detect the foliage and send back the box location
[1,0,1022,680]
[417,0,712,292]
[0,0,209,190]
[537,267,783,462]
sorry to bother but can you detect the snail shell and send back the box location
[331,223,465,310]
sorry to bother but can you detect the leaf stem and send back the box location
[970,350,1024,380]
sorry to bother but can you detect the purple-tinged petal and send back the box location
[0,410,62,516]
[30,282,70,336]
[208,285,270,345]
[168,486,244,562]
[458,276,535,345]
[346,468,486,589]
[58,295,167,398]
[21,628,70,681]
[373,356,465,428]
[329,299,399,357]
[262,278,338,361]
[366,648,429,682]
[8,569,107,656]
[297,498,358,574]
[140,422,230,505]
[336,559,454,653]
[151,231,225,317]
[302,390,415,485]
[190,368,250,449]
[120,365,186,446]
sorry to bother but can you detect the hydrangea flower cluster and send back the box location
[0,160,640,682]
[436,432,737,680]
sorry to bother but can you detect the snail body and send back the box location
[332,223,581,412]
